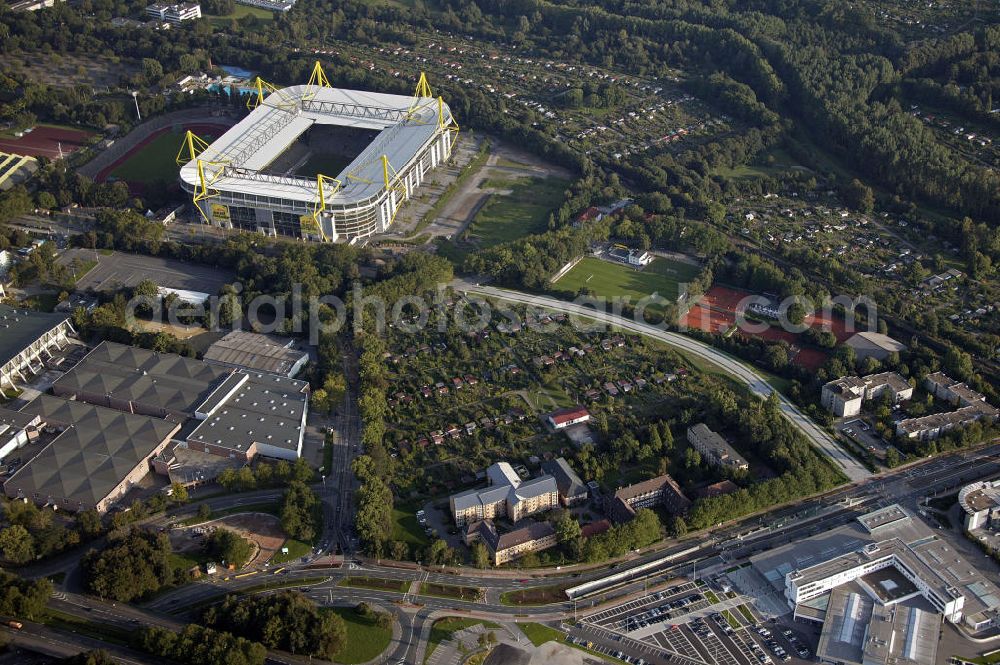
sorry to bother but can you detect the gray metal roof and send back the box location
[5,395,180,509]
[0,305,69,369]
[187,372,308,453]
[541,457,587,499]
[203,331,308,377]
[54,341,232,415]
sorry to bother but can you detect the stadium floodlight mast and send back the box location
[131,91,141,121]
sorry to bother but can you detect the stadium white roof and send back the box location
[178,84,450,205]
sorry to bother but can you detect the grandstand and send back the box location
[0,152,38,190]
[177,64,458,242]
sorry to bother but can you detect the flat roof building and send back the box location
[4,395,181,513]
[751,504,1000,634]
[0,305,75,394]
[145,1,201,22]
[0,407,41,461]
[821,372,913,418]
[958,479,1000,531]
[686,424,748,471]
[203,331,309,378]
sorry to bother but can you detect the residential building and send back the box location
[4,395,181,513]
[607,473,690,523]
[546,406,590,430]
[686,424,748,471]
[450,462,559,526]
[843,332,907,363]
[895,402,999,441]
[465,519,558,565]
[924,372,989,407]
[821,372,913,417]
[540,457,588,506]
[203,330,309,378]
[145,1,201,22]
[0,305,75,394]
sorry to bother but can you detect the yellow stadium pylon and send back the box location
[175,130,211,166]
[310,173,342,241]
[414,71,433,99]
[307,60,332,88]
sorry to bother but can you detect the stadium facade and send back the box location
[178,65,458,242]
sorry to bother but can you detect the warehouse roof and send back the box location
[203,331,308,377]
[0,305,70,369]
[5,395,180,509]
[178,84,452,205]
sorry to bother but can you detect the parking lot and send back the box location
[60,249,234,295]
[577,578,817,665]
[838,417,891,458]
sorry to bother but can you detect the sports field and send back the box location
[207,4,275,25]
[467,176,569,247]
[109,127,223,185]
[554,255,700,305]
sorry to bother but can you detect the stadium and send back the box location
[178,64,458,241]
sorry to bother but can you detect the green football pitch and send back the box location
[554,255,700,305]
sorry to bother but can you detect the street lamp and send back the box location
[131,91,142,121]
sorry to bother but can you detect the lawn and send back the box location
[325,606,393,664]
[554,256,700,307]
[206,4,275,25]
[338,576,408,593]
[270,537,312,564]
[392,501,430,547]
[518,622,563,646]
[179,501,281,526]
[500,582,572,606]
[110,128,221,184]
[419,582,482,601]
[466,176,569,247]
[425,617,500,664]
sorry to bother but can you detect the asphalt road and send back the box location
[452,281,872,483]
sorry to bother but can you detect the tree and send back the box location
[554,511,582,543]
[205,528,254,569]
[885,447,901,468]
[197,504,212,521]
[470,541,490,568]
[671,516,688,538]
[281,481,318,542]
[36,191,57,209]
[83,529,171,602]
[0,525,35,564]
[170,482,189,503]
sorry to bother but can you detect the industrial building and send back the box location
[607,473,690,523]
[0,407,40,461]
[821,372,913,418]
[53,341,308,460]
[0,305,75,394]
[203,330,309,378]
[686,423,748,472]
[450,462,559,526]
[751,504,1000,637]
[3,395,181,513]
[178,65,458,241]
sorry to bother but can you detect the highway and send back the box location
[453,280,872,483]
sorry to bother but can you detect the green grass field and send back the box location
[554,256,700,306]
[325,606,393,664]
[425,618,500,664]
[270,538,312,564]
[391,501,430,547]
[467,176,569,247]
[111,129,221,185]
[206,4,275,25]
[517,623,564,646]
